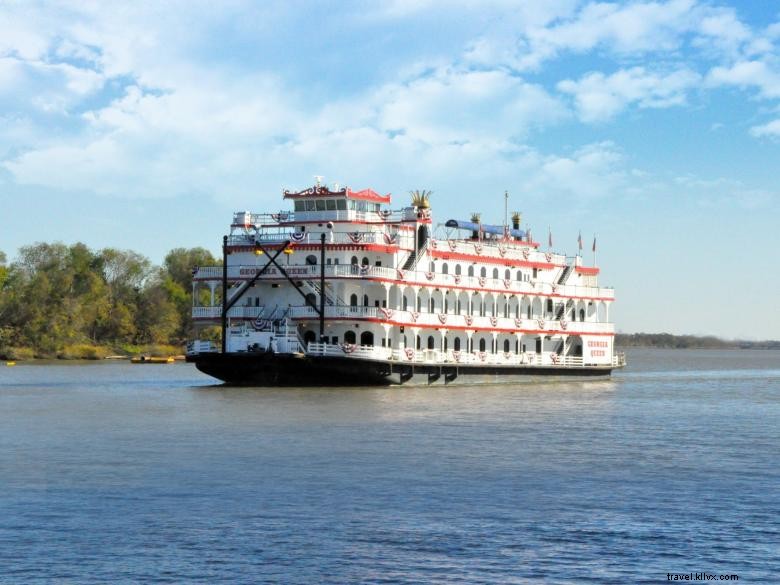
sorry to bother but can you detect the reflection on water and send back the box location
[1,349,778,583]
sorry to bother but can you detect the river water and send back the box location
[1,349,778,584]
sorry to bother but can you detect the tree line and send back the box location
[0,243,219,359]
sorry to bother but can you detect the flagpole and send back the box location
[593,234,597,267]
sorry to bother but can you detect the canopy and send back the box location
[445,219,526,239]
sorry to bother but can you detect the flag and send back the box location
[592,236,597,253]
[577,231,582,251]
[548,227,553,248]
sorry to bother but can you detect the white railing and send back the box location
[304,342,615,368]
[234,208,411,226]
[192,306,266,319]
[286,305,614,334]
[193,263,615,302]
[186,340,218,355]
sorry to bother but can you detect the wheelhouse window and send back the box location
[336,199,347,210]
[326,199,336,210]
[294,201,305,211]
[316,200,326,211]
[305,200,315,211]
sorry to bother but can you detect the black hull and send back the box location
[187,352,616,386]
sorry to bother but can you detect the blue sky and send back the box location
[1,0,779,339]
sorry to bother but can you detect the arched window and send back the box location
[468,266,474,277]
[457,300,461,314]
[455,264,461,276]
[416,335,421,350]
[492,268,499,279]
[517,270,523,281]
[351,256,358,265]
[304,330,316,344]
[305,255,317,265]
[505,269,510,279]
[361,257,369,266]
[503,339,510,353]
[504,300,509,318]
[402,296,408,310]
[363,294,369,306]
[454,337,461,351]
[442,263,448,275]
[360,331,374,346]
[429,297,435,312]
[350,294,358,307]
[479,338,486,352]
[444,298,449,313]
[580,309,585,321]
[480,267,486,278]
[444,338,448,351]
[416,297,422,312]
[344,330,356,344]
[427,336,435,350]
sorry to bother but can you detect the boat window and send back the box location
[493,268,499,279]
[517,270,523,281]
[326,199,336,210]
[546,299,553,313]
[416,335,421,350]
[444,299,449,313]
[350,294,358,307]
[334,258,339,264]
[304,331,316,344]
[454,337,461,351]
[444,338,448,351]
[305,200,316,211]
[337,199,347,210]
[505,269,510,279]
[468,266,474,277]
[503,339,510,352]
[361,257,369,266]
[348,200,356,210]
[427,336,435,350]
[455,264,461,276]
[402,296,408,310]
[580,309,585,321]
[345,330,356,344]
[360,331,374,346]
[416,297,422,312]
[294,201,305,212]
[533,268,538,278]
[480,267,486,277]
[306,255,317,265]
[479,338,486,352]
[351,256,358,265]
[363,294,369,306]
[442,263,448,275]
[316,200,326,211]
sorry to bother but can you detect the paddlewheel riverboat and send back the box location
[186,180,625,385]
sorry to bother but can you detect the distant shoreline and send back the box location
[5,335,779,363]
[616,333,780,350]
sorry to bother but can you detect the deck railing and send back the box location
[193,263,615,301]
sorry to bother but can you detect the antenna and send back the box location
[504,191,508,236]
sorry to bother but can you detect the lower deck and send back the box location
[187,349,622,386]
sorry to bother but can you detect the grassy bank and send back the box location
[1,343,185,361]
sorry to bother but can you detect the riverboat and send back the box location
[186,181,625,385]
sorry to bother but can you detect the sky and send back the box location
[1,0,779,340]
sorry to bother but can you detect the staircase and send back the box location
[557,264,574,284]
[402,240,428,271]
[302,280,344,306]
[556,299,574,320]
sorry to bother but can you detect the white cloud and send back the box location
[749,119,780,138]
[558,67,700,122]
[707,60,780,98]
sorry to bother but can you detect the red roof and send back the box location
[346,188,391,204]
[283,185,391,204]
